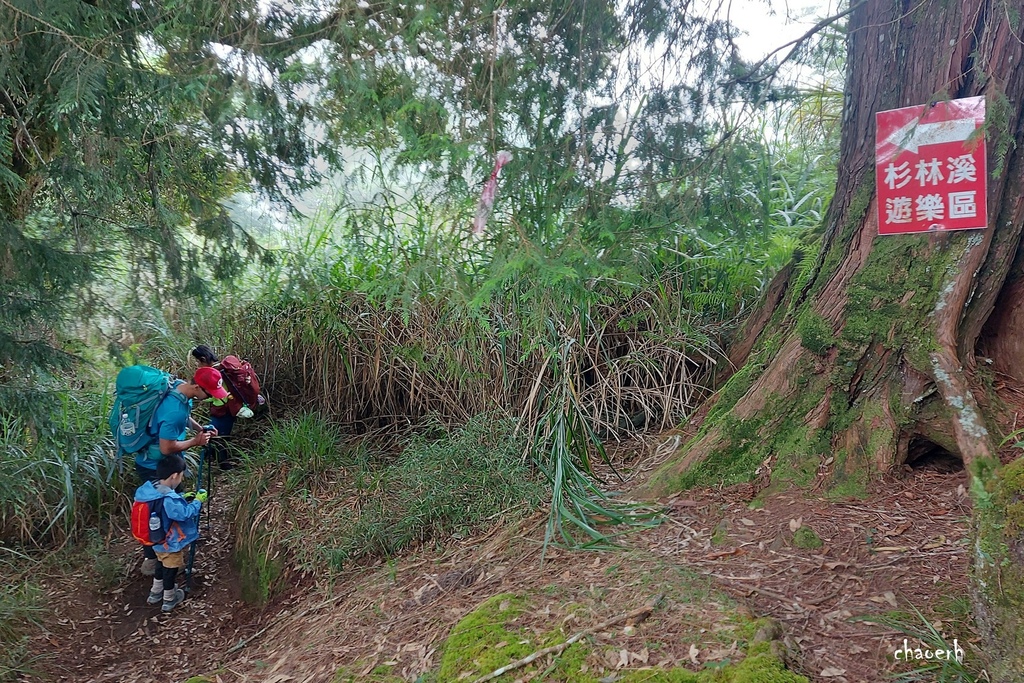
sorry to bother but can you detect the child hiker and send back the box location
[133,453,207,612]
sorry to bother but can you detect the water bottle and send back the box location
[149,512,160,533]
[120,412,136,436]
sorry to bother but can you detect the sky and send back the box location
[728,0,833,62]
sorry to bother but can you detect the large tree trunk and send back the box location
[648,0,1024,677]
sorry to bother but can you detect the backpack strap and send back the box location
[151,495,170,545]
[145,380,189,437]
[218,370,243,405]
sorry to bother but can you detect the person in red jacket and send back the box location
[191,345,236,469]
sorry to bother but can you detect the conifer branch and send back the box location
[725,0,867,86]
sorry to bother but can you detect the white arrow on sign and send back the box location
[883,117,978,154]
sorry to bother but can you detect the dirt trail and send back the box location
[642,467,972,681]
[28,463,972,683]
[32,476,266,682]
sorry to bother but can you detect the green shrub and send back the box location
[328,413,545,566]
[247,412,347,484]
[232,411,545,598]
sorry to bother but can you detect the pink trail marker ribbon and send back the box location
[472,150,513,234]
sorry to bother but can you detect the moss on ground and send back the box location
[234,539,285,606]
[437,594,535,681]
[333,664,406,682]
[711,519,730,546]
[792,526,823,550]
[429,591,808,683]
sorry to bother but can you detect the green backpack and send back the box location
[108,365,175,457]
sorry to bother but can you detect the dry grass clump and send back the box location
[214,275,719,545]
[227,285,716,441]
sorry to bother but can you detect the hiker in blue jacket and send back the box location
[136,369,226,575]
[134,454,207,612]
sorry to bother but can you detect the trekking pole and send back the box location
[206,443,213,535]
[186,430,213,593]
[185,530,199,593]
[195,442,210,534]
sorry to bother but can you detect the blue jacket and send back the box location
[134,481,202,552]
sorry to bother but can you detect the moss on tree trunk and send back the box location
[646,0,1024,677]
[973,456,1024,680]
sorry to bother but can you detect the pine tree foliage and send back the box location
[1,0,843,422]
[0,0,332,410]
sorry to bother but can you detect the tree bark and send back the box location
[647,0,1024,677]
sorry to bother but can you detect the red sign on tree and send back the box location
[875,96,987,235]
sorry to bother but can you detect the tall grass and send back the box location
[331,413,543,564]
[142,83,840,548]
[858,604,982,683]
[0,367,132,679]
[0,567,43,682]
[0,381,122,548]
[162,210,785,549]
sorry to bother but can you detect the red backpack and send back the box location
[130,498,167,546]
[216,355,263,416]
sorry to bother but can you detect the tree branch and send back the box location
[725,0,868,87]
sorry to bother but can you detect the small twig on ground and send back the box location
[470,593,665,683]
[224,589,352,655]
[745,586,798,605]
[805,580,847,606]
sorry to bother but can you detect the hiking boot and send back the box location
[147,589,163,605]
[161,588,185,613]
[141,557,157,576]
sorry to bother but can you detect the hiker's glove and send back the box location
[194,489,209,504]
[183,492,196,502]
